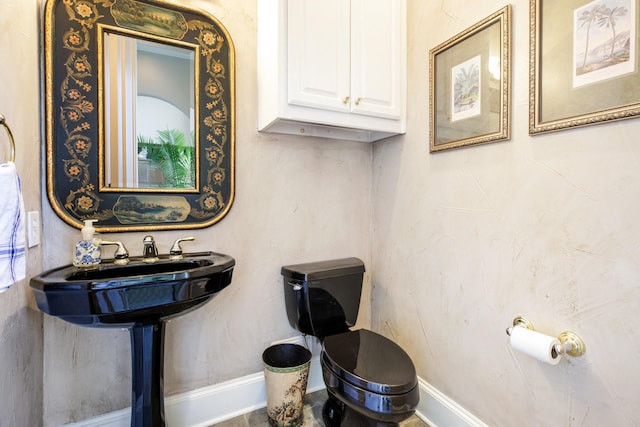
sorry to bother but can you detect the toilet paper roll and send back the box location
[509,326,561,365]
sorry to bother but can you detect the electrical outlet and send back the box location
[27,211,40,248]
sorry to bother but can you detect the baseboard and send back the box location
[63,363,488,427]
[62,356,325,427]
[415,378,489,427]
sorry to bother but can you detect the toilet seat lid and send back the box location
[322,329,417,395]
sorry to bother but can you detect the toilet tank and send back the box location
[281,258,365,338]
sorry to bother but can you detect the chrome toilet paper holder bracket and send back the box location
[505,316,586,358]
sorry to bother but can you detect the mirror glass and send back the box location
[102,30,197,190]
[44,0,235,232]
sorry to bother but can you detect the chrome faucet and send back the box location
[100,240,130,265]
[142,235,159,263]
[169,237,195,260]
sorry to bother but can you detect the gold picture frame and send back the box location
[429,6,511,152]
[530,0,640,134]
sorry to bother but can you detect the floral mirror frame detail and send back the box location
[44,0,235,232]
[429,5,511,152]
[530,0,640,134]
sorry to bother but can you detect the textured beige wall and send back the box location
[7,0,640,426]
[0,0,44,426]
[372,1,640,426]
[39,0,373,425]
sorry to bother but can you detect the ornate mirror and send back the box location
[44,0,235,232]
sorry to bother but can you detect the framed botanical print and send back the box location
[429,6,511,152]
[530,0,640,134]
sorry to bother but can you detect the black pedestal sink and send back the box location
[30,251,235,427]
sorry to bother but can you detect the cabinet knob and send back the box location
[342,96,350,104]
[354,97,362,106]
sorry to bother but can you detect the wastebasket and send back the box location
[262,343,312,427]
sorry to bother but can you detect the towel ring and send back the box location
[0,114,16,163]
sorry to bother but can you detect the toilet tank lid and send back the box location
[281,257,365,281]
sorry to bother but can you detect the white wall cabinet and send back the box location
[258,0,406,142]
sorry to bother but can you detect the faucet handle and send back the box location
[100,240,130,265]
[170,237,195,260]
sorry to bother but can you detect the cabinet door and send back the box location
[351,0,405,120]
[287,0,351,112]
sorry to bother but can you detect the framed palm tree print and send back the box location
[530,0,640,134]
[429,6,511,152]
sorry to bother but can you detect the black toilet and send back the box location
[282,258,419,426]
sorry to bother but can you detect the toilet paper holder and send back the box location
[505,316,586,358]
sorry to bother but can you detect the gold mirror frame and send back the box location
[44,0,235,232]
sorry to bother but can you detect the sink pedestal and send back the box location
[130,322,167,427]
[29,251,236,427]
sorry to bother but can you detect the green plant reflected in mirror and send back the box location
[44,0,235,232]
[136,129,196,189]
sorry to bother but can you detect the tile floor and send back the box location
[210,390,428,427]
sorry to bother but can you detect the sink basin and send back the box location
[30,250,235,427]
[30,251,234,327]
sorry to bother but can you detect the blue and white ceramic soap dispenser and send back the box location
[73,219,101,267]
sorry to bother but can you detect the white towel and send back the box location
[0,162,26,292]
